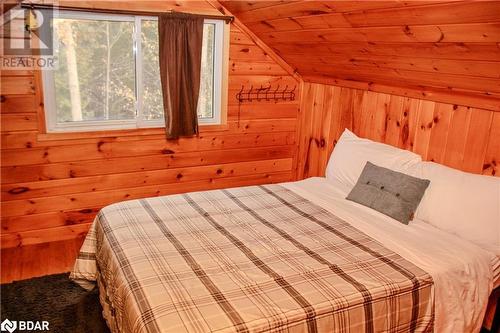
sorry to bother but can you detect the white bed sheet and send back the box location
[283,177,496,333]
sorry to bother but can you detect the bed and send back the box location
[71,130,499,333]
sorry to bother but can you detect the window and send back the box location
[42,11,225,132]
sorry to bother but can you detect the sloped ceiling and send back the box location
[221,1,500,104]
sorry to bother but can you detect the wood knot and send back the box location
[0,95,5,103]
[176,173,183,179]
[162,149,175,154]
[8,187,29,195]
[403,25,413,36]
[308,10,329,15]
[97,141,105,152]
[260,21,275,29]
[216,169,223,175]
[401,124,409,143]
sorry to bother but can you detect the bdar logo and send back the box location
[0,319,17,333]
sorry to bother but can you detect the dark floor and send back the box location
[1,274,109,333]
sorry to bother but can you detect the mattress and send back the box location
[71,183,435,333]
[283,177,498,333]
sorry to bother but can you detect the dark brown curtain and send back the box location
[158,13,204,140]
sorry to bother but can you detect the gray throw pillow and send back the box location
[346,162,430,225]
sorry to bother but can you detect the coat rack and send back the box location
[236,84,296,103]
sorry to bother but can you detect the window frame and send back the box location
[42,10,225,133]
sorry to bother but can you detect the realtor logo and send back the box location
[2,7,55,56]
[0,319,17,333]
[0,319,49,332]
[1,3,58,69]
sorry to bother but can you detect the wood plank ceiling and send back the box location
[221,1,500,106]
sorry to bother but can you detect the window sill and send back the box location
[37,124,229,142]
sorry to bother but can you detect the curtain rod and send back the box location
[20,3,234,23]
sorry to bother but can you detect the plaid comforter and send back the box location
[71,185,434,333]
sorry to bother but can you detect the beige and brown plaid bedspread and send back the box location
[71,184,434,333]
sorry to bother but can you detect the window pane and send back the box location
[198,23,215,119]
[53,18,135,123]
[141,20,163,121]
[45,15,221,132]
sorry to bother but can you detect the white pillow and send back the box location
[414,161,500,252]
[326,129,422,188]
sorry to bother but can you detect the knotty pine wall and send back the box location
[2,1,499,250]
[0,1,300,248]
[297,82,500,180]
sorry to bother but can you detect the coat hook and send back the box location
[273,85,280,103]
[233,84,296,103]
[256,84,263,101]
[248,85,253,102]
[237,85,244,102]
[282,85,289,100]
[290,85,296,101]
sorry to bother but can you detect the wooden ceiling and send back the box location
[221,1,500,105]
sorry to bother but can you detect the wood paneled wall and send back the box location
[297,82,500,180]
[2,0,499,251]
[0,1,299,248]
[222,1,500,111]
